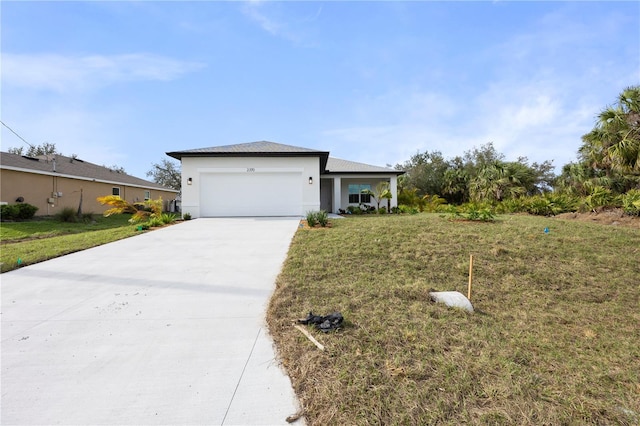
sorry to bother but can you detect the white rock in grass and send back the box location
[429,291,474,313]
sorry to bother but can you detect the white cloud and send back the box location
[320,78,598,172]
[241,1,282,36]
[318,4,636,172]
[2,53,205,93]
[239,2,321,46]
[1,103,125,165]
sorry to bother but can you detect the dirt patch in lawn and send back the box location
[298,220,332,230]
[554,208,640,229]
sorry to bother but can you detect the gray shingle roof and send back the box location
[167,141,328,157]
[325,157,404,174]
[0,152,178,191]
[166,141,403,175]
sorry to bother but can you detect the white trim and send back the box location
[321,173,399,179]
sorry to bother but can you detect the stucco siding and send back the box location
[1,169,178,216]
[181,156,320,218]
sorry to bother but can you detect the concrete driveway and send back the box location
[1,218,303,425]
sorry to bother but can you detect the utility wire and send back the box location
[0,120,35,149]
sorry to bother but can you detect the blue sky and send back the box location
[2,1,639,179]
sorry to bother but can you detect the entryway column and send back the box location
[333,177,341,213]
[390,175,398,209]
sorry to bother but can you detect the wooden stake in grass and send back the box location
[294,324,325,351]
[468,254,474,300]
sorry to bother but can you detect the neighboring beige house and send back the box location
[167,141,404,218]
[0,152,179,216]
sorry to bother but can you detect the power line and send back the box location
[0,120,35,149]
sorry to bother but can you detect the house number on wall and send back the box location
[246,168,256,172]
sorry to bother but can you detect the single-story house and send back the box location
[0,151,180,216]
[167,141,405,218]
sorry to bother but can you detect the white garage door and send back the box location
[199,171,303,217]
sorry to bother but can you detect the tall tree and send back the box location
[395,150,449,196]
[442,157,469,203]
[147,159,181,191]
[469,161,529,202]
[577,85,640,192]
[582,86,640,172]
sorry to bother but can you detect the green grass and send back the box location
[1,215,139,272]
[267,214,640,425]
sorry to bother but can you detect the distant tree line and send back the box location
[395,85,640,209]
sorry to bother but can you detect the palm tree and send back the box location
[582,86,640,174]
[469,162,527,202]
[442,165,469,203]
[362,181,392,212]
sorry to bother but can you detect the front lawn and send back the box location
[267,214,640,425]
[0,215,139,273]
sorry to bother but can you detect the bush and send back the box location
[524,193,579,216]
[525,196,552,216]
[346,205,363,215]
[183,212,192,220]
[306,211,319,227]
[621,189,640,216]
[16,203,39,220]
[305,210,330,227]
[161,213,177,224]
[496,198,526,214]
[1,203,38,221]
[398,204,419,214]
[316,210,329,227]
[56,207,78,223]
[398,188,426,211]
[465,208,495,222]
[81,212,95,223]
[422,194,448,213]
[377,207,387,214]
[1,204,20,221]
[447,203,495,222]
[585,186,618,211]
[147,217,165,228]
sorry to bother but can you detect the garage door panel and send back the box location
[200,172,302,217]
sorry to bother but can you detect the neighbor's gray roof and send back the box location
[0,152,179,192]
[324,157,404,175]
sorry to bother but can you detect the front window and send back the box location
[112,187,120,196]
[348,184,371,204]
[144,191,150,201]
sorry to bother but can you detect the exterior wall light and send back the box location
[187,177,193,185]
[308,177,313,184]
